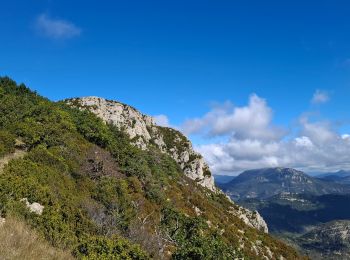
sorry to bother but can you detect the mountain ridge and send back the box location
[220,167,350,200]
[66,96,216,191]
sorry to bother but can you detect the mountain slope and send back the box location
[66,96,215,191]
[65,96,269,234]
[298,220,350,259]
[220,167,350,200]
[0,77,303,259]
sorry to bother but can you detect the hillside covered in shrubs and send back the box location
[0,77,304,259]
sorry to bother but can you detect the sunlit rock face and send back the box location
[66,97,216,191]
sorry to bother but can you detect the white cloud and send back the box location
[311,90,329,104]
[35,14,81,40]
[154,114,170,127]
[186,95,350,175]
[182,94,285,141]
[342,134,350,140]
[294,136,313,148]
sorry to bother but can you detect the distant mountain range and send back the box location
[219,167,350,200]
[316,170,350,185]
[218,167,350,259]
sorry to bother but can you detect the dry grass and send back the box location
[0,218,74,260]
[0,149,27,173]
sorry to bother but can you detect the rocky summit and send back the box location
[66,97,215,191]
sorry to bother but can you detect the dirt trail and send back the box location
[0,150,27,173]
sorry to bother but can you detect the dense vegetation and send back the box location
[0,77,302,259]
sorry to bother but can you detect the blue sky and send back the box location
[2,0,350,174]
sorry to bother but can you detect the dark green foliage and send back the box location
[157,126,189,154]
[0,130,16,156]
[161,208,240,259]
[203,167,212,178]
[94,177,135,231]
[74,235,148,259]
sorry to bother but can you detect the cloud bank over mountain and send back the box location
[180,93,350,175]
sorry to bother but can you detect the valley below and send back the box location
[217,168,350,259]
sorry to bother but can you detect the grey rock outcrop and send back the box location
[66,97,216,191]
[229,203,269,233]
[21,198,44,215]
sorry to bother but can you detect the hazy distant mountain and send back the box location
[213,174,236,184]
[219,167,350,200]
[316,170,350,185]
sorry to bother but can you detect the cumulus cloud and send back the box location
[311,90,329,104]
[35,14,81,40]
[185,95,350,175]
[154,114,170,127]
[182,94,285,141]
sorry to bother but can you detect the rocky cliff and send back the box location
[229,204,269,233]
[66,97,215,191]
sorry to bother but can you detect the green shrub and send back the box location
[0,130,16,157]
[74,235,149,259]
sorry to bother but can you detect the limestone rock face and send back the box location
[229,204,269,233]
[21,198,44,215]
[66,97,216,191]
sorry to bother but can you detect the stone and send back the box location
[21,198,44,215]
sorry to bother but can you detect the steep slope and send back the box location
[0,77,303,259]
[220,167,350,200]
[66,97,215,191]
[298,220,350,259]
